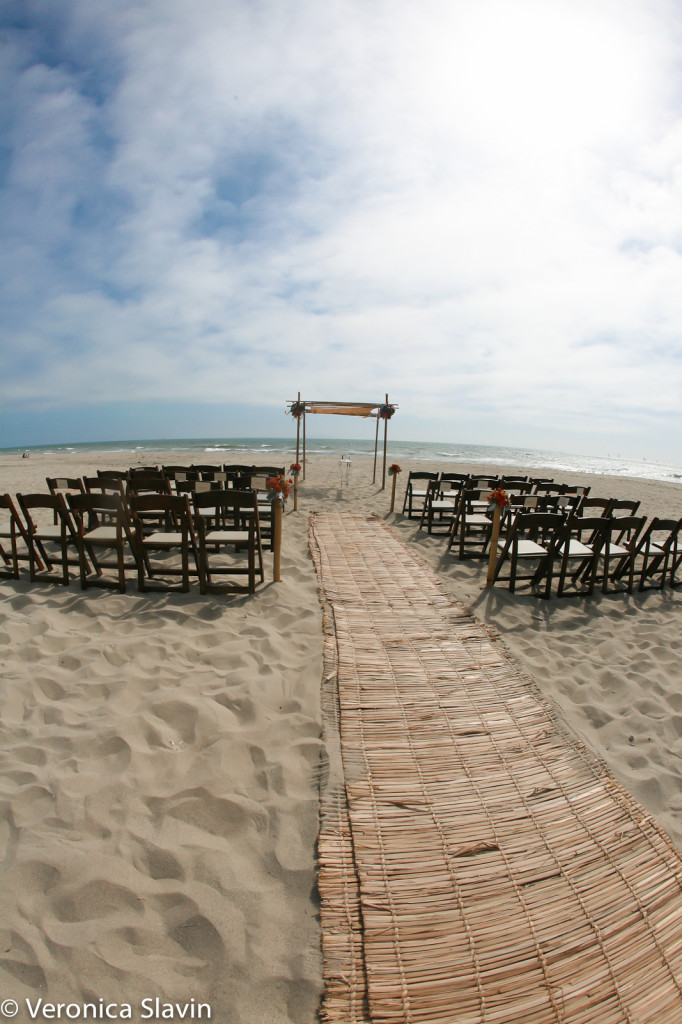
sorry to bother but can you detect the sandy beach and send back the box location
[1,448,681,1023]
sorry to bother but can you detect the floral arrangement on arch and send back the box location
[487,487,509,511]
[288,401,305,419]
[266,475,293,502]
[378,404,395,420]
[289,463,302,476]
[388,463,401,476]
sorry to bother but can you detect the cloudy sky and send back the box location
[2,0,682,463]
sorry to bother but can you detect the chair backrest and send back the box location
[469,476,498,488]
[67,491,129,532]
[533,482,565,496]
[193,488,259,516]
[407,471,439,485]
[638,517,681,551]
[18,491,69,519]
[47,477,85,497]
[97,469,129,481]
[501,478,532,494]
[175,479,214,494]
[609,498,641,517]
[577,497,612,516]
[563,485,591,498]
[248,468,286,493]
[128,492,194,531]
[609,514,646,548]
[510,511,565,546]
[562,514,611,546]
[126,476,171,496]
[83,476,125,497]
[128,466,161,478]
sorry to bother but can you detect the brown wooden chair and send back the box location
[193,489,264,594]
[401,471,440,518]
[17,493,83,585]
[631,517,682,591]
[448,487,496,559]
[597,515,647,594]
[128,493,200,592]
[0,494,33,579]
[419,478,459,534]
[67,492,138,592]
[47,476,85,499]
[555,516,610,597]
[491,511,565,597]
[83,476,125,497]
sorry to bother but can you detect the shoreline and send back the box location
[1,449,681,1021]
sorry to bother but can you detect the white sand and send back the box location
[1,448,681,1022]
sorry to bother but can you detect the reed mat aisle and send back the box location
[310,511,682,1024]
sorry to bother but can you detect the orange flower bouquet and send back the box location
[266,475,293,502]
[487,487,509,511]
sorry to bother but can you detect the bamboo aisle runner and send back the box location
[310,511,682,1024]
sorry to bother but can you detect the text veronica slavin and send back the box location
[24,998,211,1019]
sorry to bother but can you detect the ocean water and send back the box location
[2,436,682,484]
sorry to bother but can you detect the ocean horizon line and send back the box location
[2,435,681,485]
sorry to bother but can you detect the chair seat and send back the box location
[84,526,120,543]
[430,500,456,512]
[516,539,550,557]
[558,539,593,557]
[606,542,629,557]
[35,525,64,542]
[142,531,184,546]
[467,514,492,527]
[204,529,251,544]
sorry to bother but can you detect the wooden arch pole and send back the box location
[302,407,307,481]
[381,393,389,491]
[295,391,301,469]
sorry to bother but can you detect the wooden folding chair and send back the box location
[449,487,495,559]
[633,517,682,591]
[67,492,138,593]
[402,472,440,518]
[128,493,200,592]
[17,493,82,585]
[555,516,610,597]
[419,478,461,534]
[193,489,264,594]
[491,511,565,597]
[598,515,646,593]
[0,494,33,580]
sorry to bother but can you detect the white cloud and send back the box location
[2,0,682,460]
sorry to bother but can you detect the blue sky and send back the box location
[2,0,682,464]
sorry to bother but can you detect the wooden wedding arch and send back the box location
[286,394,398,489]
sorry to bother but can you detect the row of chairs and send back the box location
[45,465,285,550]
[401,471,681,595]
[0,487,267,595]
[403,472,586,528]
[491,510,682,597]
